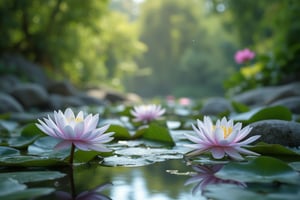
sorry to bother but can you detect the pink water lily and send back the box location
[36,108,114,152]
[130,104,165,123]
[234,48,255,64]
[185,164,246,195]
[184,116,260,160]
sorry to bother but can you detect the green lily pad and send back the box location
[205,183,300,200]
[0,171,65,183]
[215,156,299,184]
[0,155,65,167]
[232,106,292,124]
[142,123,175,145]
[107,124,132,140]
[0,146,20,156]
[0,178,26,196]
[231,101,250,113]
[249,143,300,161]
[1,188,54,200]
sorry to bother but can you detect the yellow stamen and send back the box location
[214,125,233,139]
[221,126,232,139]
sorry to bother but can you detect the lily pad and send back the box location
[0,146,20,156]
[232,106,292,124]
[0,171,65,183]
[215,156,299,184]
[249,143,300,161]
[0,178,26,196]
[205,183,300,200]
[1,188,54,200]
[142,123,175,145]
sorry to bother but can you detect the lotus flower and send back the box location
[130,104,165,123]
[55,183,112,200]
[185,164,246,195]
[36,108,114,152]
[184,116,260,160]
[234,48,255,64]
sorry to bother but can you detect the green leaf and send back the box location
[0,146,20,156]
[249,106,292,122]
[0,171,65,183]
[0,155,66,167]
[232,106,292,124]
[205,183,300,200]
[27,136,69,159]
[107,124,132,140]
[215,156,299,184]
[231,101,250,113]
[0,178,26,196]
[142,123,175,145]
[74,150,103,163]
[1,188,54,200]
[20,123,45,137]
[249,143,300,161]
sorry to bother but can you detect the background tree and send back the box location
[0,0,145,89]
[127,0,235,98]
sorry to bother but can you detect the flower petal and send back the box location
[210,147,225,159]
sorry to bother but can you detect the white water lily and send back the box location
[184,116,260,160]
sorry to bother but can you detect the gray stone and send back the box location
[0,92,24,113]
[10,83,49,109]
[0,75,20,93]
[0,54,49,86]
[233,82,300,107]
[248,120,300,147]
[200,97,233,116]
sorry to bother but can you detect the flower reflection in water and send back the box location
[55,182,112,200]
[185,164,246,195]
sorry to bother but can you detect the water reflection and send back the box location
[38,160,201,200]
[54,166,112,200]
[184,164,246,195]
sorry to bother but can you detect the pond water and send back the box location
[32,159,204,200]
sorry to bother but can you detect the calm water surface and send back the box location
[34,159,205,200]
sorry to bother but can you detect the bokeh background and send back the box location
[1,0,299,99]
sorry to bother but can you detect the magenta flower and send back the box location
[130,104,165,123]
[36,108,114,156]
[184,116,260,160]
[185,164,246,195]
[234,48,255,64]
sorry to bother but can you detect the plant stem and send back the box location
[69,143,75,165]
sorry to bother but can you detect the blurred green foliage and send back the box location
[0,0,299,98]
[0,0,145,89]
[221,0,300,95]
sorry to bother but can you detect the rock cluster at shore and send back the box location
[0,54,140,114]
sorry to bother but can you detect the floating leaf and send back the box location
[231,101,250,113]
[0,155,65,167]
[232,106,292,124]
[142,123,175,145]
[20,123,45,137]
[205,183,300,200]
[249,106,292,122]
[107,124,132,140]
[0,171,65,183]
[0,178,26,196]
[215,156,299,184]
[0,146,20,156]
[1,188,54,200]
[249,143,300,161]
[74,150,105,163]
